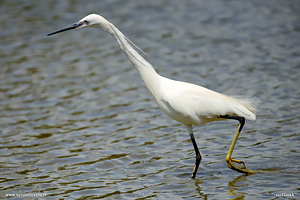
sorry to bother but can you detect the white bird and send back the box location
[48,14,258,178]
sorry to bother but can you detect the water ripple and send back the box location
[1,0,299,199]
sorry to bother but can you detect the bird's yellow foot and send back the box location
[226,158,255,174]
[231,158,246,168]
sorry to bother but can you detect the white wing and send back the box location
[159,78,256,125]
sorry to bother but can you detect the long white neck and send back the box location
[102,22,161,100]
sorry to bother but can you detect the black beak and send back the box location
[47,21,84,36]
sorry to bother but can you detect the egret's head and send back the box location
[47,14,110,36]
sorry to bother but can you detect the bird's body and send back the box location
[157,77,256,125]
[48,14,258,178]
[86,14,256,125]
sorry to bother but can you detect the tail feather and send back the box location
[231,96,259,120]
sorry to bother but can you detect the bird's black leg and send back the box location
[190,132,202,178]
[219,115,255,174]
[184,124,201,178]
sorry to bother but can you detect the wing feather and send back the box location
[159,79,257,125]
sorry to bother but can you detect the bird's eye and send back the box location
[83,20,89,25]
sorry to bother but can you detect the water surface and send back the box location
[0,0,299,199]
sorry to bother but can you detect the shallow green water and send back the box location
[1,0,299,199]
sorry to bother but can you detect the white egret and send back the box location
[48,14,258,178]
